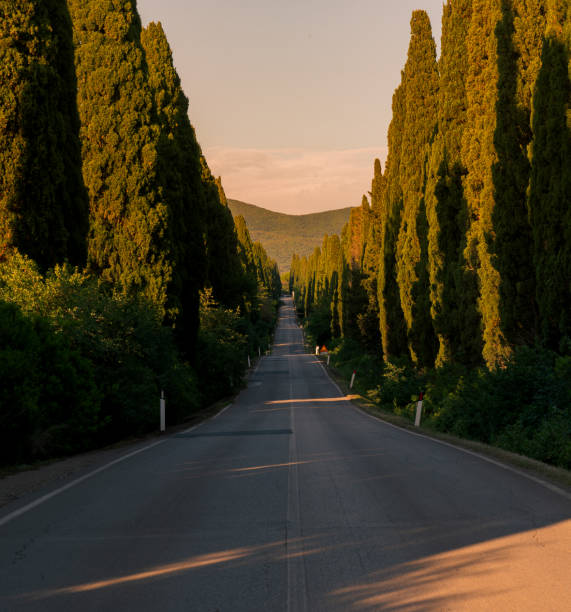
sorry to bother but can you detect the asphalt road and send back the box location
[1,297,570,611]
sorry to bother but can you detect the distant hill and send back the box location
[227,199,353,274]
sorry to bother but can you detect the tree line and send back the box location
[0,0,280,464]
[290,0,570,468]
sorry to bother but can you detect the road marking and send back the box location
[0,401,235,527]
[354,406,571,502]
[314,356,571,502]
[211,403,232,420]
[0,440,166,528]
[286,375,308,612]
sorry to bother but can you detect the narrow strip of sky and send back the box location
[137,0,444,214]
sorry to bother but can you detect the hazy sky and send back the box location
[137,0,444,214]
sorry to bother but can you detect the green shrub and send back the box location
[0,301,100,463]
[433,347,571,468]
[196,289,248,404]
[0,254,201,460]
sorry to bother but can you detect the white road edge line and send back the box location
[0,440,165,528]
[315,358,571,502]
[0,401,234,527]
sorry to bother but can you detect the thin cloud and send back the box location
[204,146,387,214]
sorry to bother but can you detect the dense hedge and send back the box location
[0,255,200,464]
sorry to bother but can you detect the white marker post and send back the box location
[248,355,251,368]
[315,345,319,356]
[327,354,330,366]
[415,391,424,427]
[160,390,166,433]
[258,346,261,357]
[350,370,356,390]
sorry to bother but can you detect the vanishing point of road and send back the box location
[1,297,570,611]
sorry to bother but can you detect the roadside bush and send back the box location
[196,289,248,404]
[433,347,571,468]
[0,301,101,463]
[0,254,200,459]
[306,301,333,348]
[378,358,424,417]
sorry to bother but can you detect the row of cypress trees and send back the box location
[291,0,570,370]
[0,0,280,362]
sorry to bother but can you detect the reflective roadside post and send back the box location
[415,391,424,427]
[160,390,166,433]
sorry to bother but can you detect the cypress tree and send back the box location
[395,11,439,362]
[492,0,545,347]
[528,0,571,350]
[140,21,206,353]
[234,215,255,271]
[252,241,281,300]
[0,0,88,269]
[378,83,408,361]
[424,0,483,367]
[67,0,170,307]
[410,193,438,367]
[200,159,245,312]
[462,0,511,368]
[326,235,343,338]
[359,160,384,351]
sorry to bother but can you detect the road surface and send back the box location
[1,297,570,611]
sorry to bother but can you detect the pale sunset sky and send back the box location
[137,0,445,214]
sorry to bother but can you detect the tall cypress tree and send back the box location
[200,159,246,312]
[0,0,88,269]
[141,21,206,352]
[395,11,439,362]
[528,0,571,350]
[410,193,438,367]
[424,0,483,367]
[378,83,408,360]
[462,0,511,368]
[67,0,171,307]
[359,159,384,351]
[341,199,370,342]
[492,0,545,347]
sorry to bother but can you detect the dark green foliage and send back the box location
[528,15,571,350]
[378,83,409,361]
[462,0,511,368]
[196,289,248,405]
[492,0,538,346]
[382,199,409,358]
[306,300,334,348]
[433,347,571,468]
[0,0,88,268]
[359,160,383,352]
[425,0,481,367]
[0,254,200,460]
[396,10,439,356]
[434,159,483,366]
[141,21,206,356]
[68,0,171,308]
[289,234,344,338]
[410,196,438,368]
[0,300,99,464]
[201,162,246,311]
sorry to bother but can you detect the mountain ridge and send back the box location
[227,199,353,273]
